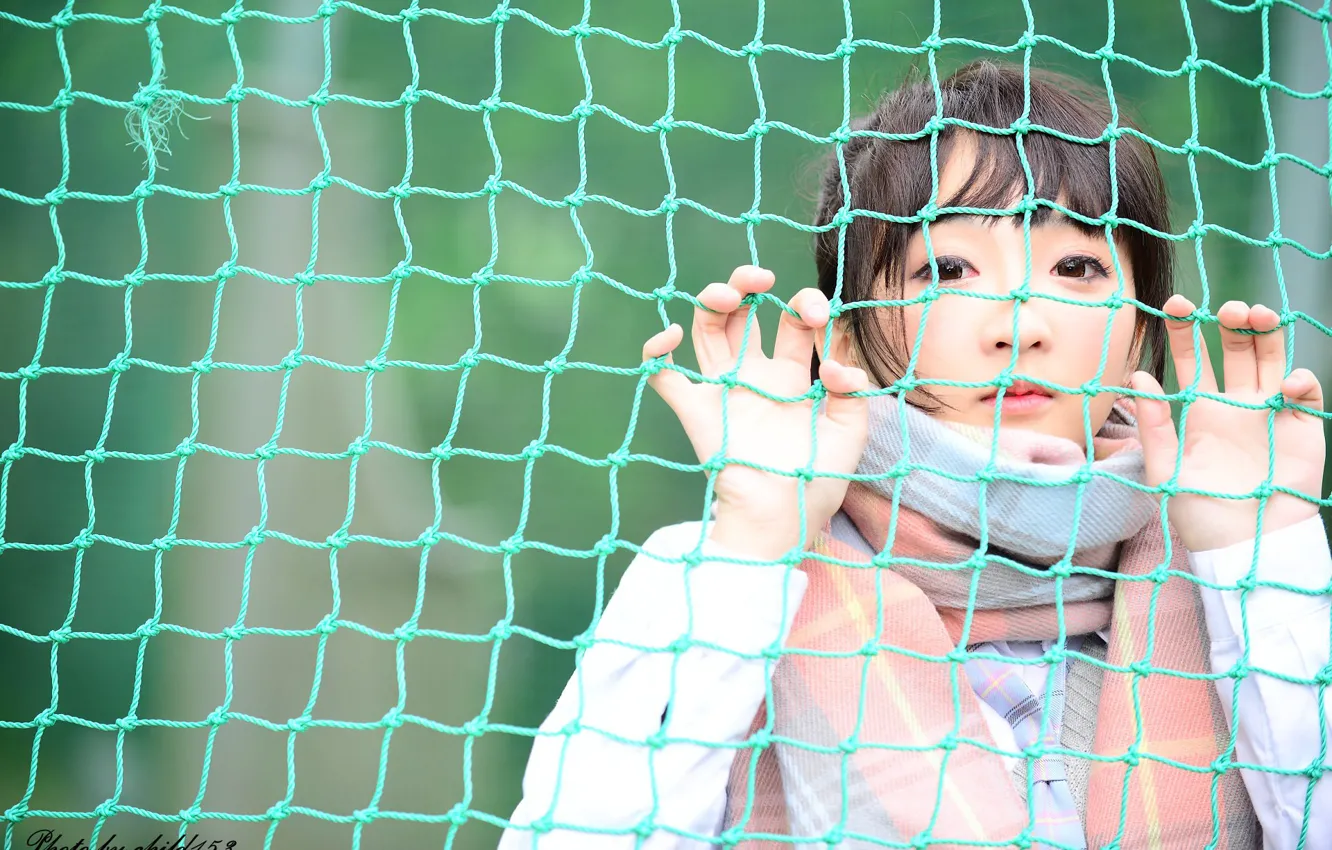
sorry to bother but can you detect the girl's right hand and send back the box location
[642,265,872,561]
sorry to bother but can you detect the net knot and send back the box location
[633,817,657,838]
[221,625,245,640]
[393,624,417,642]
[922,116,946,135]
[309,173,333,192]
[279,352,304,370]
[351,808,375,825]
[945,648,971,665]
[179,805,203,825]
[488,621,513,640]
[254,444,279,461]
[652,116,677,135]
[1129,660,1153,677]
[461,716,487,737]
[605,450,629,469]
[521,440,546,460]
[114,715,139,732]
[1121,748,1141,767]
[135,621,162,639]
[15,365,39,381]
[1015,32,1037,50]
[740,211,761,226]
[243,526,265,546]
[1315,664,1332,686]
[747,119,770,138]
[917,203,939,223]
[317,1,338,18]
[47,627,72,645]
[215,260,238,281]
[1048,560,1073,579]
[828,127,852,144]
[741,39,764,58]
[50,9,73,27]
[82,446,107,464]
[205,707,230,727]
[569,22,592,38]
[430,444,455,461]
[92,800,119,820]
[224,83,246,104]
[922,34,944,52]
[73,528,95,550]
[499,535,523,555]
[42,268,65,285]
[1094,46,1116,63]
[0,444,22,464]
[667,636,691,654]
[52,89,75,110]
[572,102,595,121]
[2,803,28,824]
[387,183,411,200]
[459,349,482,368]
[417,530,444,547]
[662,27,684,46]
[829,208,855,228]
[837,736,860,754]
[220,9,242,25]
[44,187,66,206]
[399,6,422,22]
[265,802,291,821]
[834,38,856,59]
[316,615,339,635]
[381,707,405,728]
[1255,71,1272,89]
[562,190,585,209]
[325,530,350,550]
[481,96,502,115]
[1264,394,1285,412]
[213,180,238,198]
[482,175,503,197]
[124,270,147,289]
[363,357,387,374]
[34,707,58,728]
[151,534,177,552]
[491,6,513,24]
[1303,762,1327,780]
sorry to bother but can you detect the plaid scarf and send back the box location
[721,395,1259,848]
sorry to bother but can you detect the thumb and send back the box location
[1130,370,1179,490]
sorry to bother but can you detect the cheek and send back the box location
[902,300,972,376]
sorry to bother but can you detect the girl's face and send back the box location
[848,145,1141,446]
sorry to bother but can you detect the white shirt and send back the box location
[499,517,1332,849]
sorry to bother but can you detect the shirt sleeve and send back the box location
[1189,515,1332,850]
[498,520,809,850]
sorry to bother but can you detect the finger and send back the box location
[723,265,776,358]
[1162,294,1218,394]
[642,323,693,409]
[1215,300,1256,394]
[818,358,870,431]
[772,288,831,367]
[1282,367,1324,422]
[692,282,743,375]
[1130,370,1180,490]
[1249,303,1286,394]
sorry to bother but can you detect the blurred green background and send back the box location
[1,0,1329,848]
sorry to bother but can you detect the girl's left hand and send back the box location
[1130,295,1325,552]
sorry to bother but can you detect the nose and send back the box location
[981,291,1052,355]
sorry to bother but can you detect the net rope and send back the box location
[1,0,1331,848]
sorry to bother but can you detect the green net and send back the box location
[0,0,1330,848]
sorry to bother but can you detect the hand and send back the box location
[1131,295,1325,552]
[642,265,870,560]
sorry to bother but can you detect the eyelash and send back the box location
[909,254,1111,281]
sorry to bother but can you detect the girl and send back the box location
[499,62,1330,849]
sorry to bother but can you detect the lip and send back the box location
[981,380,1055,414]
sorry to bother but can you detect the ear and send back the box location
[827,319,858,366]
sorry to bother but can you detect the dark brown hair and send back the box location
[812,60,1172,398]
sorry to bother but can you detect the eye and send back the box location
[912,255,974,282]
[1053,255,1110,280]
